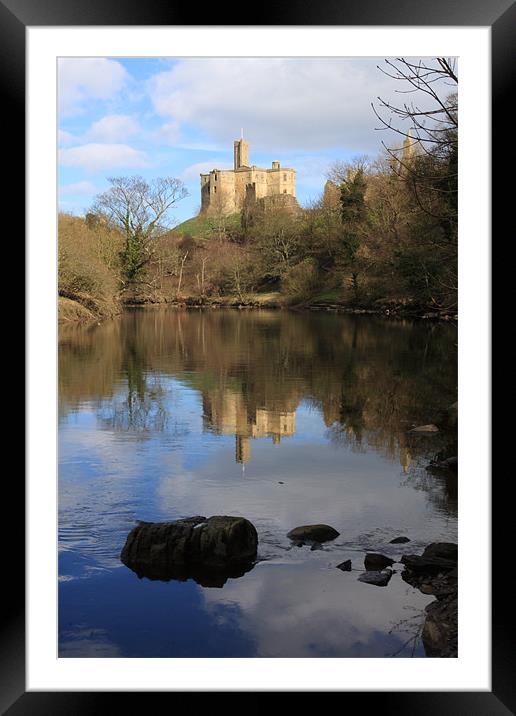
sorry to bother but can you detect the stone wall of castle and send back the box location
[200,138,297,216]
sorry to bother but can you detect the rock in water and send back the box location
[358,569,393,587]
[427,456,458,473]
[409,424,439,433]
[336,560,352,571]
[389,536,410,544]
[422,542,457,562]
[401,542,457,577]
[287,524,340,543]
[120,515,258,587]
[364,553,395,570]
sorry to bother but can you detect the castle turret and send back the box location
[234,138,250,169]
[402,128,415,163]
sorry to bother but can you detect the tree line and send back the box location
[58,57,457,319]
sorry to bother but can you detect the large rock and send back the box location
[287,524,340,543]
[422,543,458,562]
[400,542,458,657]
[422,593,458,657]
[120,515,258,587]
[364,553,395,570]
[401,542,457,576]
[358,569,393,587]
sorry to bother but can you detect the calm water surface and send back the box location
[58,308,457,657]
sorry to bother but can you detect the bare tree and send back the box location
[91,176,189,283]
[372,57,458,310]
[372,57,458,167]
[176,250,189,299]
[326,155,371,186]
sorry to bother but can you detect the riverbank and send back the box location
[59,291,457,325]
[122,296,458,322]
[58,292,121,324]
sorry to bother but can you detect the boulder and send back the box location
[423,543,458,562]
[422,593,458,657]
[287,524,340,543]
[389,536,410,544]
[120,515,258,587]
[358,569,393,587]
[401,542,457,576]
[364,553,395,570]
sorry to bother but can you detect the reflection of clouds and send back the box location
[202,562,431,657]
[156,438,458,548]
[59,399,456,580]
[59,626,122,657]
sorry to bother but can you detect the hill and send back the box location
[173,212,241,240]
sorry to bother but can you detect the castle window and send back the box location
[214,186,217,193]
[283,173,287,181]
[283,189,287,194]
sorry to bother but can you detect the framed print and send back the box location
[6,0,509,710]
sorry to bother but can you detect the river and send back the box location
[58,308,457,657]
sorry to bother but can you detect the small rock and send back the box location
[364,553,395,570]
[447,402,458,428]
[287,524,340,543]
[310,542,323,551]
[409,424,439,433]
[358,569,393,587]
[427,456,458,473]
[278,481,284,484]
[389,536,410,544]
[336,560,352,571]
[420,583,434,594]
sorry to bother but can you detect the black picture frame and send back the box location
[8,0,506,711]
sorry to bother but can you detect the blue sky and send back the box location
[58,57,429,224]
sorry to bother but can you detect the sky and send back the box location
[58,57,433,224]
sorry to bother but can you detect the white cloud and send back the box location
[60,181,98,196]
[147,58,423,154]
[58,58,129,116]
[87,114,140,142]
[59,143,150,173]
[58,129,77,146]
[154,121,181,145]
[181,160,233,181]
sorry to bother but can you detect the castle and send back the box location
[200,136,297,216]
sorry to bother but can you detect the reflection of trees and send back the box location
[59,309,457,479]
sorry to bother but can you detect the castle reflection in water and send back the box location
[59,308,456,482]
[201,386,415,473]
[203,388,296,464]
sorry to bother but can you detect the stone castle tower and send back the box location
[200,136,297,216]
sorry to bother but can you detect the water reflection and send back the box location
[59,308,457,470]
[59,308,457,657]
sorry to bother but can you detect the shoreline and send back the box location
[58,294,458,325]
[122,298,458,322]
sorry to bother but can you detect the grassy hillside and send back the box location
[173,212,241,240]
